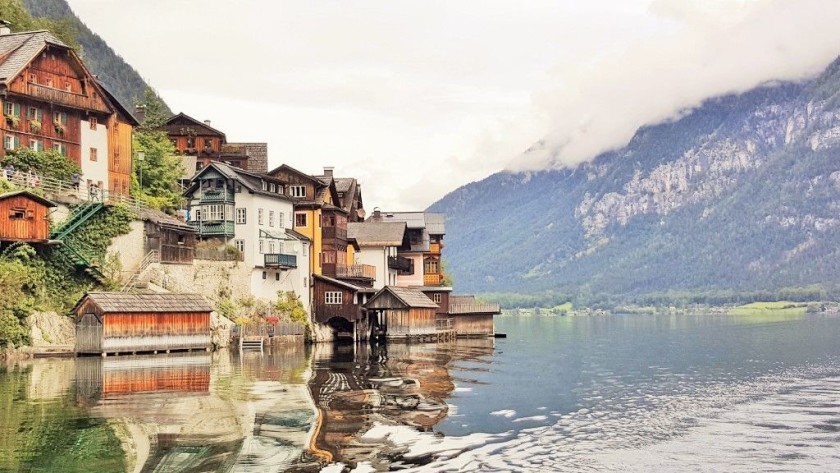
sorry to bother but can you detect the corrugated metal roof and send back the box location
[0,31,68,83]
[313,274,376,293]
[75,292,213,314]
[347,221,406,247]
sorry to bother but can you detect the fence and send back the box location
[232,322,305,338]
[2,171,150,211]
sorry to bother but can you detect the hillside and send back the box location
[21,0,170,113]
[429,57,840,303]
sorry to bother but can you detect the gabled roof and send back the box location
[334,178,354,193]
[139,208,194,232]
[73,292,213,314]
[377,211,445,235]
[313,274,376,293]
[98,82,140,126]
[183,161,291,202]
[0,30,68,84]
[347,221,406,247]
[267,163,324,185]
[0,190,57,207]
[366,286,438,309]
[163,113,227,139]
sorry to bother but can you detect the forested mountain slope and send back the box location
[430,57,840,301]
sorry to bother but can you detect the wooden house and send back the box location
[0,190,56,243]
[312,274,375,339]
[365,286,439,340]
[73,292,213,356]
[447,295,501,337]
[0,29,135,197]
[140,208,196,264]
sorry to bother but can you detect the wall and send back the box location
[108,220,145,278]
[249,266,310,314]
[396,253,424,287]
[356,246,392,290]
[80,119,109,192]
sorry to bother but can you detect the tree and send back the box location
[0,148,81,181]
[135,87,170,130]
[274,291,308,326]
[132,130,184,212]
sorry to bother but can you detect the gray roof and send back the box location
[334,178,354,193]
[313,274,376,293]
[425,213,445,235]
[75,292,213,314]
[0,31,68,83]
[347,221,406,247]
[140,208,194,232]
[185,161,291,202]
[377,211,445,235]
[412,286,454,292]
[370,286,439,309]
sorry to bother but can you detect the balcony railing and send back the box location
[322,226,347,241]
[430,242,442,254]
[25,83,111,113]
[336,264,376,280]
[265,253,297,268]
[449,303,502,315]
[188,220,235,236]
[388,256,414,274]
[424,273,442,285]
[199,189,234,203]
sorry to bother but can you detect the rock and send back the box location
[26,311,75,347]
[211,311,235,348]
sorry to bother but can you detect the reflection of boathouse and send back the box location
[73,292,213,356]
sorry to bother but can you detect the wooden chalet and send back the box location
[365,286,440,341]
[140,208,196,264]
[0,28,134,197]
[74,292,213,356]
[312,274,375,339]
[447,295,501,337]
[0,190,56,243]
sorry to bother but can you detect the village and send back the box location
[0,26,500,356]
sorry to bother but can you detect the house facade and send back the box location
[0,29,135,196]
[183,162,310,312]
[370,211,446,288]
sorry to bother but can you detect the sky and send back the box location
[65,0,840,211]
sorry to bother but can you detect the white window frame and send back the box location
[325,291,342,305]
[268,210,275,227]
[268,240,276,254]
[29,139,43,151]
[235,208,246,224]
[259,239,264,254]
[278,212,285,228]
[203,204,224,221]
[4,134,19,150]
[234,239,245,252]
[433,293,442,303]
[290,185,306,198]
[258,208,264,225]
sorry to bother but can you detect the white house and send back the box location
[184,162,311,314]
[347,220,410,289]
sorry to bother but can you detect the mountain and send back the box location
[21,0,170,113]
[429,57,840,304]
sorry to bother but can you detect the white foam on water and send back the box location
[512,415,548,423]
[490,409,516,418]
[454,387,472,393]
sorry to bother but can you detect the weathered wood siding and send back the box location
[107,117,133,197]
[75,313,102,353]
[450,314,495,337]
[313,278,363,324]
[382,307,437,337]
[0,195,50,241]
[75,354,211,398]
[422,290,449,315]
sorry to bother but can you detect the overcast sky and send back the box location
[66,0,840,211]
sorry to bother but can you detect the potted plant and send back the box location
[29,119,41,132]
[5,114,19,127]
[54,123,64,134]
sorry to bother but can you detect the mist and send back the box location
[511,0,840,171]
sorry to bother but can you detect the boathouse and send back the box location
[365,286,439,340]
[447,295,501,337]
[73,292,213,356]
[0,190,56,244]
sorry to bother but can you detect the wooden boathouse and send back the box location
[73,292,213,356]
[0,190,57,244]
[365,286,449,341]
[448,295,501,337]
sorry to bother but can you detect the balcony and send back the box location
[188,220,235,237]
[25,83,111,113]
[430,242,443,254]
[199,188,234,203]
[424,273,442,286]
[265,253,297,268]
[388,256,414,274]
[336,264,376,281]
[322,226,347,241]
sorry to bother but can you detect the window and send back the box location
[259,239,264,254]
[295,213,307,227]
[432,293,442,303]
[186,136,195,148]
[289,185,306,198]
[261,181,267,191]
[424,258,439,274]
[4,134,19,150]
[268,240,275,254]
[203,138,212,148]
[193,208,201,221]
[278,212,285,228]
[64,81,71,91]
[277,185,283,195]
[89,116,97,130]
[53,111,67,125]
[234,239,244,252]
[27,107,42,121]
[9,208,25,219]
[258,208,264,225]
[269,183,276,193]
[203,204,224,221]
[4,102,20,117]
[325,291,342,305]
[29,139,43,151]
[89,147,97,161]
[268,210,275,227]
[28,73,36,82]
[52,142,66,155]
[235,208,246,224]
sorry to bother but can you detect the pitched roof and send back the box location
[98,81,140,126]
[139,208,194,232]
[313,274,376,293]
[74,292,213,314]
[377,211,445,234]
[184,161,290,201]
[0,190,57,207]
[0,30,68,84]
[163,113,227,138]
[334,178,354,193]
[347,221,406,247]
[367,286,439,309]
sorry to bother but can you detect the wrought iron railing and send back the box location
[265,253,297,268]
[336,264,376,280]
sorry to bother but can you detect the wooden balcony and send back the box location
[188,220,234,237]
[449,302,501,315]
[430,242,442,254]
[322,226,347,241]
[424,273,442,285]
[25,83,111,113]
[336,264,376,281]
[265,253,297,269]
[198,188,234,203]
[388,256,414,274]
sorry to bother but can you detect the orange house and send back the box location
[0,190,56,243]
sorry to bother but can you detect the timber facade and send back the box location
[0,190,55,243]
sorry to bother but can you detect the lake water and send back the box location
[2,312,840,472]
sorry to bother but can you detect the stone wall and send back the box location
[108,220,146,279]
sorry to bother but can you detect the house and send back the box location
[0,27,135,197]
[346,220,411,289]
[183,161,310,310]
[139,208,196,264]
[372,210,446,287]
[73,292,213,356]
[311,274,375,340]
[365,286,440,340]
[447,295,500,337]
[0,190,56,244]
[159,113,268,177]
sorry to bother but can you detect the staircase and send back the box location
[121,250,160,292]
[49,202,107,283]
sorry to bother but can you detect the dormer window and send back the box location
[289,185,306,198]
[261,181,267,191]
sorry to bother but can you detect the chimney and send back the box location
[204,119,212,126]
[372,207,381,221]
[134,104,146,124]
[323,166,334,178]
[0,20,11,36]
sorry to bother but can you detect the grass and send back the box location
[728,301,808,316]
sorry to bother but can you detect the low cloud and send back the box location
[511,0,840,171]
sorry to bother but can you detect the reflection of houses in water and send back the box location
[306,343,457,468]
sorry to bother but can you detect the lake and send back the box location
[2,312,839,472]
